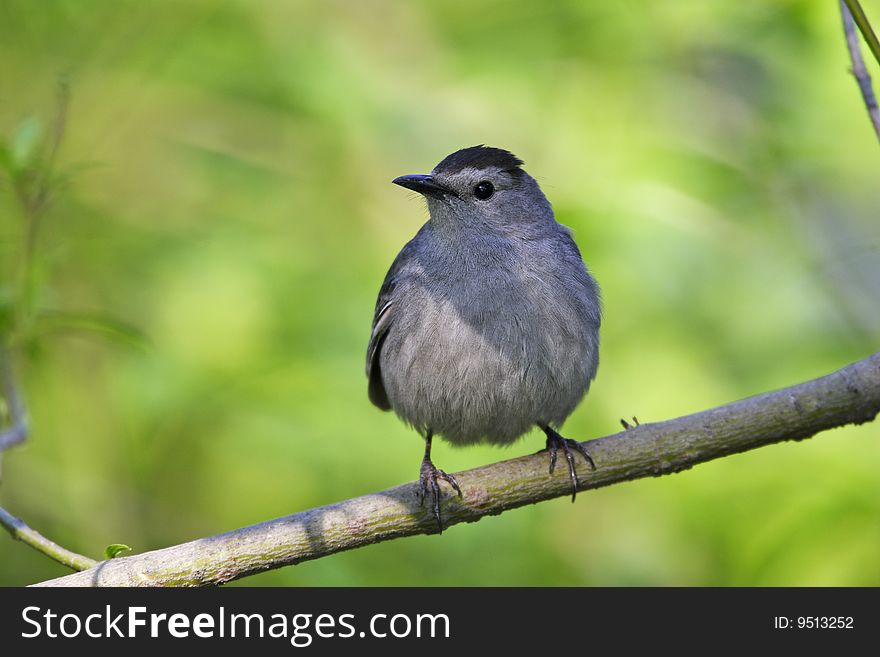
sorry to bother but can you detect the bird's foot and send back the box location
[620,416,640,430]
[543,426,595,502]
[418,456,462,532]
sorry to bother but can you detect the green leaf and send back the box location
[104,544,131,560]
[10,116,43,170]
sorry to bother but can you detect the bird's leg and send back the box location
[540,425,595,502]
[620,416,640,430]
[418,431,462,532]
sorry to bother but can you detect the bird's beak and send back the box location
[392,174,457,199]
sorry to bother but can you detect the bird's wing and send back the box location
[366,238,419,410]
[366,297,394,410]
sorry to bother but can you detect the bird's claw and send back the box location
[543,427,595,502]
[620,416,640,430]
[418,457,462,532]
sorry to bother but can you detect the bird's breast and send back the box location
[380,261,598,445]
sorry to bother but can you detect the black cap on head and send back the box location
[433,145,525,176]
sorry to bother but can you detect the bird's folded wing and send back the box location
[366,296,395,411]
[366,232,425,411]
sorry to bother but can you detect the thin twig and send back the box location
[0,506,97,572]
[841,0,880,141]
[0,81,97,575]
[0,346,27,451]
[843,0,880,68]
[14,79,71,335]
[31,78,70,217]
[31,352,880,587]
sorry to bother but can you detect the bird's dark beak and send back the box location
[392,174,456,199]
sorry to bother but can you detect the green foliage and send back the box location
[103,544,131,560]
[0,0,878,586]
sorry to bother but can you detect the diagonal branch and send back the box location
[841,0,880,141]
[0,506,97,572]
[0,346,27,451]
[30,352,880,587]
[843,0,880,68]
[0,346,97,571]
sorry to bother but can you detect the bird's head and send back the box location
[392,146,552,232]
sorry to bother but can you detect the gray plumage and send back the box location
[367,146,601,450]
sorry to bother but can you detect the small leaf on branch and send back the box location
[104,544,131,560]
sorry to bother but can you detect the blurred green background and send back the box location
[1,0,878,586]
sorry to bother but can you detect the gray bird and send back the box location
[367,146,601,529]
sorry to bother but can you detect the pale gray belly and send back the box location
[379,288,597,446]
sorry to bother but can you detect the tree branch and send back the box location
[841,0,880,141]
[27,352,880,587]
[0,342,28,457]
[0,345,97,571]
[0,346,27,451]
[843,0,880,68]
[0,506,97,572]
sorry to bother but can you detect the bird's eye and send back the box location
[473,181,494,200]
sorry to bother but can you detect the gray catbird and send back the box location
[367,146,601,529]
